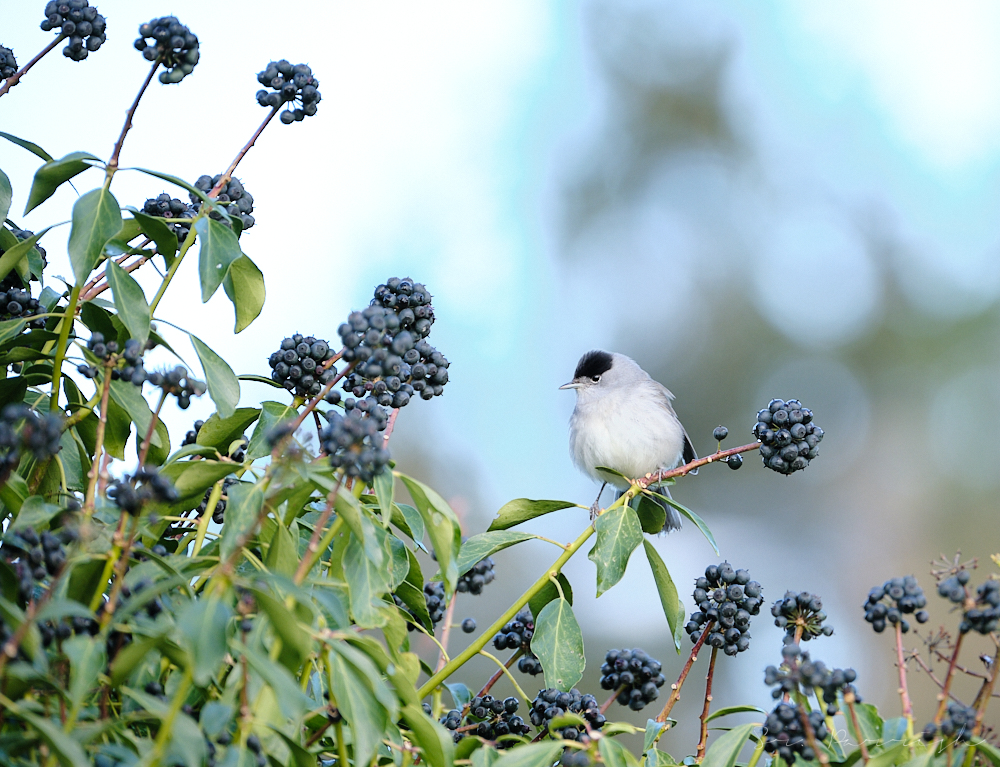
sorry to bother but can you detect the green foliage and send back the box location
[0,11,995,767]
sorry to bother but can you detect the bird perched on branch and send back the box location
[560,350,696,532]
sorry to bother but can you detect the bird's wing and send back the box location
[652,380,698,473]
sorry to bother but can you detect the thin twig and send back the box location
[435,595,458,673]
[137,390,168,467]
[107,58,161,176]
[475,649,522,700]
[696,646,719,762]
[844,695,870,764]
[293,480,344,584]
[798,705,830,766]
[935,634,965,725]
[599,687,622,715]
[210,107,279,197]
[896,622,914,727]
[638,442,760,487]
[383,408,400,449]
[655,621,714,728]
[0,35,63,98]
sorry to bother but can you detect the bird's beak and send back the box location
[559,381,583,390]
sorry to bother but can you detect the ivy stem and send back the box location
[695,646,719,763]
[383,408,400,449]
[80,253,152,301]
[83,360,114,515]
[293,479,344,584]
[971,643,998,737]
[797,704,830,766]
[746,731,767,767]
[599,687,621,715]
[435,594,459,673]
[654,621,715,729]
[934,634,965,725]
[210,107,279,197]
[149,666,193,767]
[137,389,168,467]
[148,213,201,314]
[106,57,161,182]
[49,286,81,412]
[895,622,914,733]
[0,35,64,99]
[474,649,522,701]
[844,694,870,764]
[417,515,608,699]
[639,441,761,487]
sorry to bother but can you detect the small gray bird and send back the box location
[560,350,696,532]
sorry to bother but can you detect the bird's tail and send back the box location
[616,487,683,533]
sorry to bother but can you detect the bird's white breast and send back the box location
[569,385,685,489]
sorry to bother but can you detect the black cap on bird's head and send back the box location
[560,350,614,390]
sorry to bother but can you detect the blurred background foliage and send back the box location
[4,0,999,749]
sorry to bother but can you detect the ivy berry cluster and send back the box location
[142,193,195,242]
[764,646,858,715]
[134,16,199,83]
[107,467,178,515]
[0,404,63,484]
[771,591,833,642]
[762,702,828,764]
[255,60,321,124]
[41,1,107,61]
[2,525,75,605]
[961,579,999,635]
[268,334,337,399]
[319,409,390,483]
[598,648,666,711]
[863,576,929,634]
[754,399,823,475]
[146,366,206,410]
[492,609,543,675]
[686,561,763,655]
[529,689,605,741]
[191,175,255,231]
[0,47,15,80]
[921,702,977,743]
[440,696,529,746]
[457,556,495,595]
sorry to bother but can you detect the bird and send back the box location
[560,350,696,532]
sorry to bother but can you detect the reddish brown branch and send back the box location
[638,442,760,487]
[210,107,279,197]
[0,35,63,98]
[696,646,719,762]
[656,621,714,724]
[934,633,965,725]
[107,58,161,174]
[895,622,913,724]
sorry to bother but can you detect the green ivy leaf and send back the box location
[972,741,1000,767]
[532,597,584,691]
[63,634,106,714]
[67,188,122,286]
[177,597,231,687]
[634,494,666,534]
[456,531,534,576]
[397,472,461,593]
[528,573,573,620]
[194,407,259,453]
[103,217,144,257]
[103,393,131,460]
[705,705,767,723]
[647,490,718,555]
[327,644,395,767]
[191,334,239,419]
[9,495,60,533]
[492,741,563,767]
[196,217,241,302]
[400,703,456,767]
[24,151,101,214]
[644,720,666,752]
[844,702,882,746]
[0,318,25,345]
[219,482,264,561]
[237,640,312,719]
[344,531,390,628]
[223,254,266,333]
[600,736,639,767]
[643,540,686,651]
[0,168,11,222]
[867,744,908,767]
[268,728,316,767]
[250,585,311,671]
[487,499,576,531]
[109,635,162,687]
[588,505,643,597]
[129,209,178,263]
[701,722,756,767]
[264,517,299,578]
[247,400,296,460]
[19,710,89,767]
[159,460,234,502]
[105,260,150,348]
[0,131,53,162]
[0,225,55,286]
[373,470,394,528]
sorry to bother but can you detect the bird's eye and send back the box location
[591,375,601,382]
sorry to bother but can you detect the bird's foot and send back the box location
[589,498,601,521]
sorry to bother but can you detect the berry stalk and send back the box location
[638,441,761,487]
[293,480,344,584]
[136,389,168,467]
[843,692,870,764]
[148,214,201,314]
[474,649,523,701]
[654,620,715,730]
[934,634,965,725]
[894,622,913,730]
[48,285,81,412]
[0,35,63,99]
[210,106,279,198]
[106,57,161,180]
[797,705,830,766]
[695,646,719,763]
